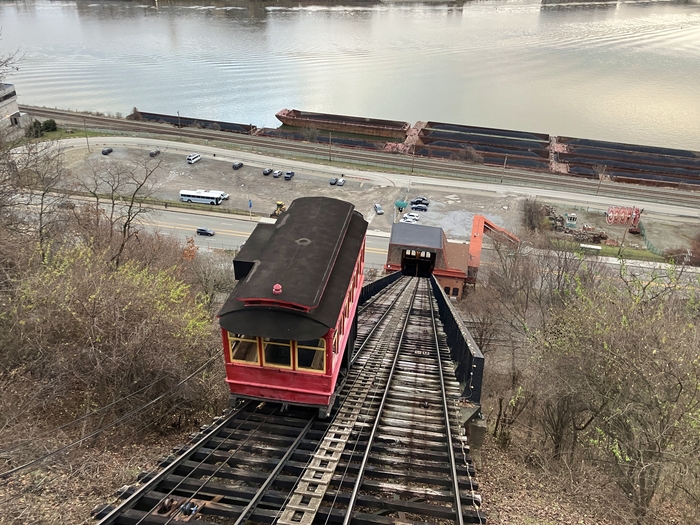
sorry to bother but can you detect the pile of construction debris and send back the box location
[542,204,609,244]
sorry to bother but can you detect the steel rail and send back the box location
[96,400,253,524]
[428,282,465,525]
[275,278,419,525]
[152,407,283,525]
[231,415,317,525]
[340,279,420,525]
[351,276,411,365]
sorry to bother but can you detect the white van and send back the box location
[186,153,201,164]
[201,189,229,200]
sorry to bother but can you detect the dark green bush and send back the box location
[41,119,58,132]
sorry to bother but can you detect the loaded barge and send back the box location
[275,108,410,140]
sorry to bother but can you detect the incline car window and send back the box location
[229,334,259,363]
[297,339,326,373]
[263,338,292,368]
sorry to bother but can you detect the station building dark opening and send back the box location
[402,248,436,277]
[384,223,470,299]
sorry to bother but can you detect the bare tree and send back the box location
[16,141,69,261]
[188,249,238,312]
[532,271,700,523]
[0,33,22,83]
[77,154,163,268]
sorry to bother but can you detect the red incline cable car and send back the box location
[218,197,367,417]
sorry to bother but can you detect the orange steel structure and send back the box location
[467,215,520,284]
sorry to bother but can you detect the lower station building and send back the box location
[384,222,470,299]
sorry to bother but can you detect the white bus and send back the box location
[179,190,222,205]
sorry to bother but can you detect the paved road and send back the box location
[145,208,390,268]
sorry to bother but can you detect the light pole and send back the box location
[328,132,332,162]
[177,110,181,139]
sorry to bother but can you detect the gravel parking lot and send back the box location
[62,145,698,252]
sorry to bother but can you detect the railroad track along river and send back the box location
[21,105,700,211]
[93,276,485,524]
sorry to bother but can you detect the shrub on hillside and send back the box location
[4,242,226,429]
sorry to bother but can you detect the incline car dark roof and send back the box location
[219,197,367,340]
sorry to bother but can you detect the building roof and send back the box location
[219,197,368,340]
[389,222,444,250]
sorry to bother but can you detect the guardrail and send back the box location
[430,275,484,404]
[359,270,402,306]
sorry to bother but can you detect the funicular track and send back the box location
[95,277,484,524]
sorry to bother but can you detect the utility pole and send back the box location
[83,118,90,152]
[596,165,607,195]
[328,132,332,162]
[501,155,507,183]
[177,110,181,139]
[411,144,416,173]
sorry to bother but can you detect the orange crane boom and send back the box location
[467,215,520,283]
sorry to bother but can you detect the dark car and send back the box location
[101,148,113,155]
[263,168,273,175]
[284,171,295,180]
[329,177,338,185]
[196,227,215,236]
[411,204,428,212]
[232,162,244,170]
[149,149,161,157]
[410,197,429,206]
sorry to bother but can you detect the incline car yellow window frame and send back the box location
[296,339,326,374]
[229,334,260,364]
[262,338,293,369]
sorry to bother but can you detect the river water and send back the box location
[1,0,699,150]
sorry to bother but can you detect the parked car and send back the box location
[411,204,428,212]
[101,148,113,155]
[405,213,420,221]
[329,177,338,185]
[149,149,160,157]
[410,197,429,206]
[400,217,417,224]
[187,153,201,164]
[336,178,345,186]
[374,204,384,215]
[273,170,283,178]
[196,227,215,236]
[284,171,295,180]
[232,161,243,170]
[263,168,273,175]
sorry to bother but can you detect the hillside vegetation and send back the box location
[461,217,700,525]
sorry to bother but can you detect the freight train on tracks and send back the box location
[218,197,367,417]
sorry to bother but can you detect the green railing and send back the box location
[638,221,665,256]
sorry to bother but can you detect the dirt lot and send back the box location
[62,146,699,254]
